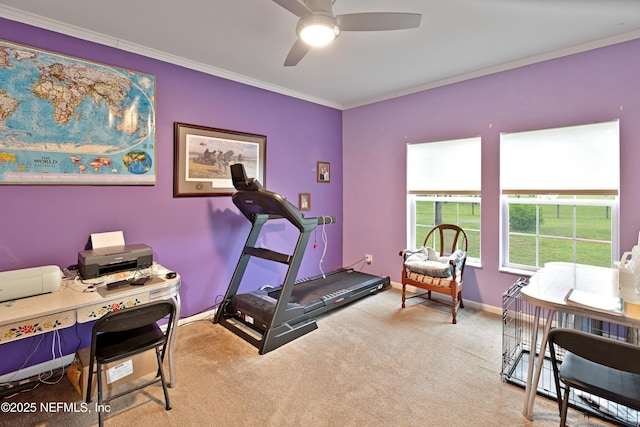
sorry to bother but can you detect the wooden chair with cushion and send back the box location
[399,224,468,324]
[548,328,640,427]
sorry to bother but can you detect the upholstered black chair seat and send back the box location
[548,328,640,426]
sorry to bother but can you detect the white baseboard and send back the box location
[178,309,215,326]
[180,285,503,326]
[389,280,502,316]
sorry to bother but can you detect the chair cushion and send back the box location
[404,247,465,278]
[405,259,452,278]
[560,351,640,410]
[95,323,165,363]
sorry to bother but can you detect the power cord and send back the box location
[318,216,331,278]
[0,330,66,399]
[175,296,225,328]
[0,334,46,388]
[39,330,65,385]
[127,267,151,285]
[344,256,368,271]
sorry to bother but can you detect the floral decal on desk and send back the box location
[2,319,62,342]
[87,298,141,319]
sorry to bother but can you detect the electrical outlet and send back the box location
[365,254,373,264]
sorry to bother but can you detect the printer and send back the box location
[0,265,62,302]
[78,243,153,279]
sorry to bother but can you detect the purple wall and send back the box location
[3,15,640,375]
[0,18,343,374]
[343,38,640,309]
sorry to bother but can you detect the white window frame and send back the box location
[500,195,619,272]
[499,120,620,273]
[408,194,481,265]
[406,136,482,264]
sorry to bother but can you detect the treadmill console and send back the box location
[230,163,308,227]
[231,163,262,191]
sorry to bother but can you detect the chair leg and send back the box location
[156,348,172,410]
[550,358,563,414]
[451,293,458,324]
[560,384,571,427]
[401,283,406,308]
[97,361,104,427]
[86,357,94,404]
[458,291,464,308]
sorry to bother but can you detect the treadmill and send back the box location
[213,163,390,354]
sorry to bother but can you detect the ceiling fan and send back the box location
[273,0,422,66]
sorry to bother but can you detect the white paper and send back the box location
[106,359,134,384]
[564,288,624,316]
[91,231,125,249]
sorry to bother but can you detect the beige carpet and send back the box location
[3,288,616,426]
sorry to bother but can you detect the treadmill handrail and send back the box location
[232,188,337,232]
[316,216,336,225]
[244,246,292,264]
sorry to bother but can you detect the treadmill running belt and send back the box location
[268,269,382,306]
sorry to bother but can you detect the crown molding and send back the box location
[0,5,343,110]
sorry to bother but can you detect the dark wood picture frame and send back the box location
[317,161,330,183]
[299,193,311,211]
[174,122,266,197]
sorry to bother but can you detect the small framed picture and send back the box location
[299,193,311,211]
[317,161,330,183]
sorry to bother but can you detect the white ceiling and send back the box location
[1,0,639,109]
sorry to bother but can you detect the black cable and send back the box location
[344,256,367,270]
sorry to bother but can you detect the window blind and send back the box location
[500,120,619,195]
[406,136,481,194]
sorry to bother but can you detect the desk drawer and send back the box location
[0,310,75,344]
[77,292,150,323]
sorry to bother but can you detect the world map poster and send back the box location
[0,39,156,184]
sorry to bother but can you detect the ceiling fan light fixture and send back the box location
[298,15,339,47]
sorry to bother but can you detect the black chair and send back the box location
[86,300,176,426]
[548,328,640,426]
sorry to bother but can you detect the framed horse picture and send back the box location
[173,122,266,196]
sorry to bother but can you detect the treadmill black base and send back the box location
[215,268,390,354]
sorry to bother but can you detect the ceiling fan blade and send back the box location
[272,0,312,18]
[284,39,312,66]
[337,12,422,31]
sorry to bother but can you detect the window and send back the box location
[406,137,481,262]
[500,120,620,272]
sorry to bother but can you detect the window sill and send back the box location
[498,266,536,277]
[466,260,482,269]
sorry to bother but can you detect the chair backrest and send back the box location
[548,328,640,375]
[423,224,468,257]
[93,300,176,335]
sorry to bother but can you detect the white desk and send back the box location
[0,267,181,386]
[520,262,640,419]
